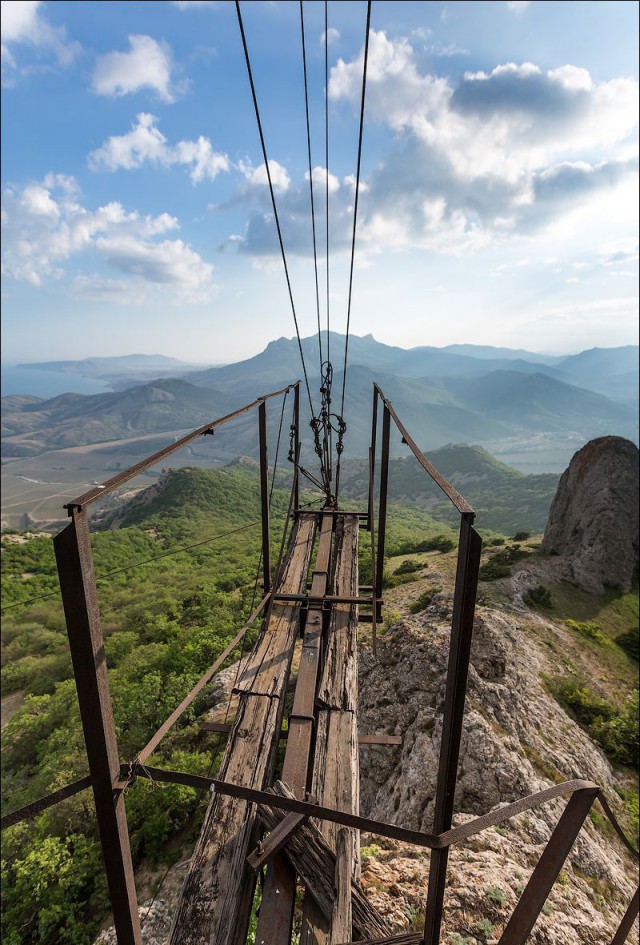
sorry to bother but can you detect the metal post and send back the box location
[374,404,391,622]
[423,515,482,945]
[259,400,271,593]
[610,888,639,945]
[367,386,379,532]
[499,788,598,944]
[54,509,142,945]
[294,382,300,513]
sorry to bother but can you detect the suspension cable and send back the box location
[299,1,323,377]
[235,1,315,421]
[324,1,333,480]
[336,0,372,498]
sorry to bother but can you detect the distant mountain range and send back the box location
[3,335,637,466]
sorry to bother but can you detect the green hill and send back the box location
[340,443,559,535]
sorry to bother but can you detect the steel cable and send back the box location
[235,1,316,422]
[336,0,372,499]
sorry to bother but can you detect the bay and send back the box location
[1,364,112,399]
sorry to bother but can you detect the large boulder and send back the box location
[541,436,639,594]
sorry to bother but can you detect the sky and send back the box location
[1,0,638,364]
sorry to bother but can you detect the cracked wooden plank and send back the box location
[168,515,316,945]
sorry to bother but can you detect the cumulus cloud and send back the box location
[324,30,639,254]
[227,165,364,258]
[1,0,80,79]
[1,174,215,300]
[240,159,291,193]
[92,35,179,102]
[89,113,230,183]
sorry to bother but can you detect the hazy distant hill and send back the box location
[1,379,231,457]
[3,335,637,463]
[15,354,213,391]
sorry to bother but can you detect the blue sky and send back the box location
[1,0,638,364]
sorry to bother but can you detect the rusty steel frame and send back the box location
[53,509,142,945]
[13,378,635,945]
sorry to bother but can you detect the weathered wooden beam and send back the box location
[246,810,309,871]
[168,515,316,945]
[257,782,389,940]
[255,511,334,945]
[303,514,360,945]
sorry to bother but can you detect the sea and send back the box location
[1,364,112,399]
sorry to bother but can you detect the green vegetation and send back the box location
[565,619,611,646]
[378,444,559,535]
[486,887,507,905]
[389,534,456,556]
[393,558,422,575]
[409,587,442,613]
[550,677,638,769]
[523,584,554,609]
[478,544,530,581]
[616,626,639,661]
[1,466,292,945]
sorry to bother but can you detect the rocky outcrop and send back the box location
[541,436,639,594]
[357,597,637,942]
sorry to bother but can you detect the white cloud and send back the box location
[172,1,217,7]
[327,30,639,254]
[507,1,531,11]
[89,113,230,183]
[1,175,215,300]
[241,160,291,193]
[306,166,341,194]
[1,0,79,78]
[92,35,178,103]
[321,27,340,46]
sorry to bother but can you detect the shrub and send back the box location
[409,587,441,613]
[512,531,530,541]
[554,679,638,770]
[479,545,530,582]
[566,619,610,646]
[523,585,553,609]
[393,559,422,575]
[486,886,507,905]
[616,626,639,661]
[490,537,505,546]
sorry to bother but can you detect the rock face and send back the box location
[541,436,639,594]
[357,598,638,943]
